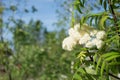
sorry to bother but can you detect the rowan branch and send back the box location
[108,0,120,36]
[89,56,120,79]
[87,50,120,79]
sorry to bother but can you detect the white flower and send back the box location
[85,56,90,60]
[95,39,104,49]
[68,28,82,41]
[91,38,98,44]
[96,31,106,39]
[74,23,80,31]
[85,41,95,48]
[62,36,77,51]
[88,65,94,69]
[79,33,91,45]
[90,38,104,49]
[118,73,120,78]
[90,30,98,37]
[60,74,67,79]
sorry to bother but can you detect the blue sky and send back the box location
[3,0,61,31]
[2,0,63,40]
[22,0,58,31]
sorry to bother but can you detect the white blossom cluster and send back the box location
[62,23,106,51]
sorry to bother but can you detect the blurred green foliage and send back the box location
[0,1,75,80]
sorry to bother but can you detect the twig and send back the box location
[108,0,120,36]
[108,0,117,25]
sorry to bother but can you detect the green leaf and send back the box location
[85,67,97,75]
[106,64,109,75]
[96,57,102,73]
[79,0,84,7]
[73,68,86,80]
[80,16,85,25]
[99,15,109,30]
[95,16,98,26]
[109,62,120,66]
[93,53,98,62]
[105,55,120,61]
[77,6,82,13]
[82,0,85,6]
[101,61,106,76]
[100,0,103,5]
[105,35,117,43]
[103,1,107,11]
[70,11,75,27]
[77,68,86,74]
[74,0,82,13]
[73,73,82,80]
[0,6,4,14]
[102,52,120,58]
[90,17,94,26]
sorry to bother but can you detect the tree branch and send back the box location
[108,0,120,36]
